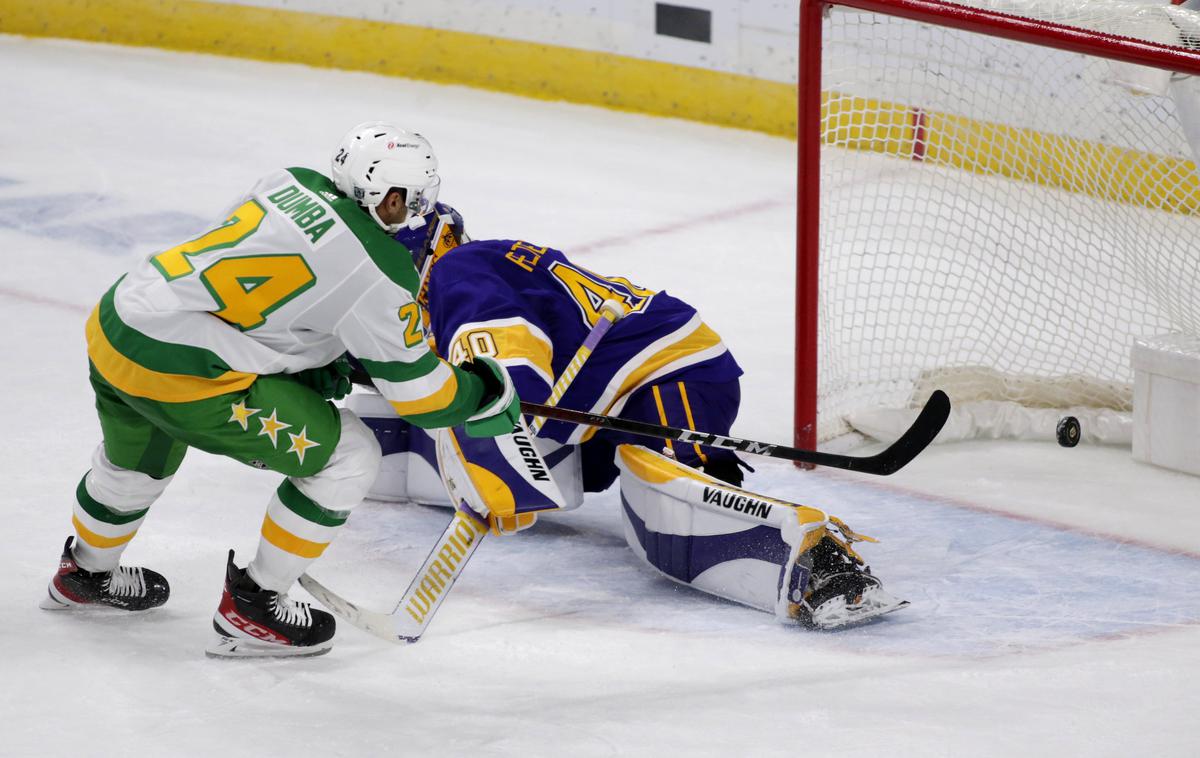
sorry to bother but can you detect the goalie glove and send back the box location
[460,356,520,438]
[434,418,566,538]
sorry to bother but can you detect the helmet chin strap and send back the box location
[368,203,403,235]
[366,199,428,236]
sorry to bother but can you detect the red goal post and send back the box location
[795,0,1200,451]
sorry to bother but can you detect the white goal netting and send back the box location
[814,0,1200,442]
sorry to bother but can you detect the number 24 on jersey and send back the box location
[150,200,316,330]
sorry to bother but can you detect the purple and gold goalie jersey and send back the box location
[423,238,743,444]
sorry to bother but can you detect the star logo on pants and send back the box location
[286,426,320,465]
[258,409,292,447]
[228,400,261,431]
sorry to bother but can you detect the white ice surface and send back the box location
[3,35,1200,758]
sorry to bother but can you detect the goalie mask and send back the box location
[394,202,465,280]
[331,121,441,234]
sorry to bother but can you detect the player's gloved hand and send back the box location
[460,356,520,438]
[294,356,352,401]
[344,354,375,389]
[700,455,755,488]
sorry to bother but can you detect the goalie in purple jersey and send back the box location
[410,208,747,490]
[346,205,909,630]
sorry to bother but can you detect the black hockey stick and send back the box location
[521,389,950,476]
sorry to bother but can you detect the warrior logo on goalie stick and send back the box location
[403,509,489,624]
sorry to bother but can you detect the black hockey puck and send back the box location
[1056,416,1081,448]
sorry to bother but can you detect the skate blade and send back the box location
[205,634,333,660]
[39,584,101,611]
[39,587,74,611]
[811,587,910,630]
[38,585,160,612]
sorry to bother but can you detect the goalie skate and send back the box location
[791,537,909,630]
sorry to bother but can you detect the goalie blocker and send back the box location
[347,391,583,518]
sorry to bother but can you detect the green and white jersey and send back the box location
[87,167,485,427]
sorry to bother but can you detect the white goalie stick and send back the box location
[298,504,489,643]
[299,300,626,644]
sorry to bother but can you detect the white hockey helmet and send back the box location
[331,121,441,234]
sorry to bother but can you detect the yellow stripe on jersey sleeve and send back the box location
[86,306,257,402]
[388,367,461,417]
[450,320,554,383]
[487,323,553,379]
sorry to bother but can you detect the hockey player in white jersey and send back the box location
[39,123,521,657]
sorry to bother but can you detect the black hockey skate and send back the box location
[791,536,908,630]
[207,550,335,659]
[40,536,170,611]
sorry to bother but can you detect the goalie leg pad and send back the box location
[616,444,828,616]
[616,445,908,628]
[346,392,446,504]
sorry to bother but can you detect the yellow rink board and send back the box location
[823,93,1200,216]
[4,0,1198,214]
[0,0,797,136]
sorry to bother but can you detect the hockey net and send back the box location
[797,0,1200,446]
